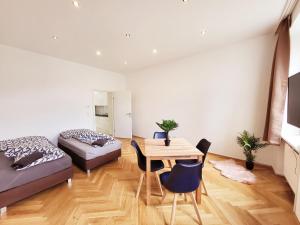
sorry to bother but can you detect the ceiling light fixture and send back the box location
[52,35,58,40]
[152,49,158,54]
[182,0,188,2]
[73,0,79,8]
[124,61,128,65]
[96,50,102,56]
[200,29,206,36]
[125,33,131,38]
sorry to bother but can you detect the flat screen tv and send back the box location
[288,72,300,128]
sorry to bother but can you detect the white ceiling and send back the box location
[0,0,287,73]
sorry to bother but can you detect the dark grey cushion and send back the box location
[92,139,108,147]
[11,152,44,170]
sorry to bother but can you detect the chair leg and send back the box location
[155,172,164,196]
[184,193,188,202]
[170,194,178,225]
[196,182,202,203]
[180,193,187,201]
[136,173,145,199]
[202,180,208,195]
[188,192,202,225]
[161,190,167,203]
[168,160,173,168]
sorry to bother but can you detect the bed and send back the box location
[0,138,73,215]
[58,136,121,175]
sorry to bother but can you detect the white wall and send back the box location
[93,91,108,106]
[290,16,300,76]
[293,0,300,23]
[128,34,284,173]
[0,44,126,143]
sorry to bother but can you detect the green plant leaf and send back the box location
[236,130,268,162]
[156,120,178,132]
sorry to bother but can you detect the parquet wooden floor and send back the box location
[0,137,299,225]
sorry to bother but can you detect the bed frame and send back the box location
[0,167,72,214]
[58,143,121,175]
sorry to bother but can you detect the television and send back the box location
[288,72,300,128]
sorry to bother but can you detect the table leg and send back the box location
[196,155,202,203]
[146,156,151,205]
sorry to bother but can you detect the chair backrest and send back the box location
[196,139,211,164]
[131,140,146,170]
[164,162,202,193]
[153,132,167,139]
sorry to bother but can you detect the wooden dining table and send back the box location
[143,138,204,205]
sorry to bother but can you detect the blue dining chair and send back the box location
[160,162,203,225]
[176,138,211,195]
[153,131,172,168]
[131,140,165,199]
[153,131,167,139]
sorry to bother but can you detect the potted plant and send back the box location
[156,119,178,146]
[236,130,268,170]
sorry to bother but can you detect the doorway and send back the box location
[93,91,114,135]
[93,91,132,138]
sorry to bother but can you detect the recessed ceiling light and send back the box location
[52,35,58,40]
[182,0,188,2]
[125,33,131,38]
[73,0,79,8]
[152,49,158,54]
[124,61,128,65]
[200,29,206,36]
[96,50,102,56]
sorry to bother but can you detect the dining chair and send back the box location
[153,131,172,168]
[160,162,203,225]
[175,138,211,195]
[153,131,167,139]
[131,140,165,199]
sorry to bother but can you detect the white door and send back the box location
[113,91,132,138]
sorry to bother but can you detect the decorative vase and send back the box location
[164,139,171,146]
[246,161,254,170]
[164,132,170,146]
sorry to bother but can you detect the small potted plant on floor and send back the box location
[156,119,178,146]
[236,130,268,170]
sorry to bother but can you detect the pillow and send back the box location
[4,140,48,160]
[60,129,92,139]
[11,151,44,170]
[0,141,8,151]
[92,139,108,147]
[1,136,65,170]
[0,136,48,152]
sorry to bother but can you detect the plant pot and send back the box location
[245,161,254,170]
[164,139,171,146]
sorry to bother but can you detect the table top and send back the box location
[144,138,203,158]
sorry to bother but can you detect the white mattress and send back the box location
[58,136,121,160]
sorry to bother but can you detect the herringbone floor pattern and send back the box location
[0,138,299,225]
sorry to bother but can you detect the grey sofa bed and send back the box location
[58,136,121,175]
[0,152,72,215]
